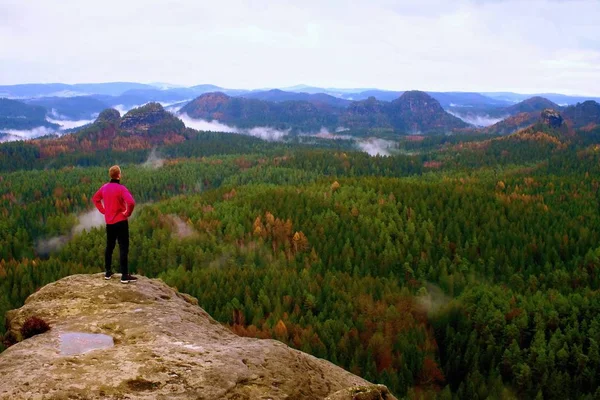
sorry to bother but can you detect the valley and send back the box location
[1,82,600,398]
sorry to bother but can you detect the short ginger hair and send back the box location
[109,165,121,180]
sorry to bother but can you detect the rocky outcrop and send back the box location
[120,102,185,134]
[484,109,565,136]
[540,109,563,128]
[0,274,394,400]
[95,108,121,124]
[389,91,470,133]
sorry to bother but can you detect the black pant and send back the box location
[105,220,129,276]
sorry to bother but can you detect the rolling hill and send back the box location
[181,91,469,134]
[25,96,109,120]
[240,89,351,108]
[0,98,58,130]
[563,100,600,129]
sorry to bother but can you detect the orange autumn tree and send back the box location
[253,212,310,257]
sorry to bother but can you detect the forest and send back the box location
[1,121,600,399]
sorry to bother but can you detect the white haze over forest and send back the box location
[0,101,187,143]
[0,126,56,143]
[178,113,290,141]
[177,114,395,155]
[448,111,506,127]
[36,209,105,255]
[0,100,397,156]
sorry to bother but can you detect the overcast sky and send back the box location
[1,0,599,94]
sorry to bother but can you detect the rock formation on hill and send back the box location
[483,107,565,136]
[95,108,121,124]
[540,109,564,129]
[119,102,185,135]
[0,274,396,400]
[389,91,469,133]
[29,102,188,158]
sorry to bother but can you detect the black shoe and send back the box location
[120,274,137,284]
[105,272,113,280]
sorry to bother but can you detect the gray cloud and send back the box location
[0,0,599,95]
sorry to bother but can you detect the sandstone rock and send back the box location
[120,102,184,134]
[0,274,393,399]
[540,108,563,128]
[95,108,121,124]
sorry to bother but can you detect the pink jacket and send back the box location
[92,180,136,225]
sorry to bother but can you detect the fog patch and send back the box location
[165,102,188,114]
[142,147,165,169]
[0,109,96,142]
[356,138,395,156]
[48,90,89,98]
[166,215,197,239]
[299,127,350,140]
[308,127,353,140]
[179,114,238,133]
[208,251,234,269]
[301,128,395,157]
[36,235,70,255]
[36,209,105,255]
[159,100,190,109]
[178,113,290,141]
[417,282,453,315]
[247,126,290,141]
[449,103,473,108]
[72,209,106,235]
[448,111,506,127]
[47,112,95,130]
[0,126,56,142]
[113,104,140,115]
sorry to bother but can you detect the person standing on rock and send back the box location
[92,165,137,283]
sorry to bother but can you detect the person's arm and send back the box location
[122,186,136,217]
[92,187,105,214]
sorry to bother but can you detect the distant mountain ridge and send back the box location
[505,96,560,114]
[0,98,59,131]
[240,89,351,108]
[180,92,338,131]
[181,90,469,133]
[0,82,154,98]
[25,96,109,120]
[2,83,599,131]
